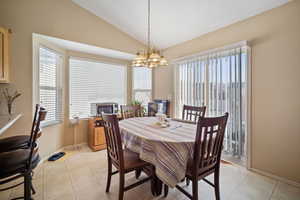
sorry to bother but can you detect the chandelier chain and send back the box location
[148,0,150,51]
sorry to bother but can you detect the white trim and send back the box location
[69,56,127,68]
[249,167,300,188]
[172,41,248,63]
[246,46,252,169]
[41,120,62,128]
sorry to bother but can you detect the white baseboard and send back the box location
[249,167,300,188]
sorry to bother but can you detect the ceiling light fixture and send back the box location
[131,0,168,68]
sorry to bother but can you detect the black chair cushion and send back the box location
[0,135,30,153]
[0,149,40,179]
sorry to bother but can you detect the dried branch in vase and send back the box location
[3,88,21,115]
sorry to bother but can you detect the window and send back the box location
[69,58,127,118]
[174,42,250,161]
[39,47,63,126]
[132,67,152,106]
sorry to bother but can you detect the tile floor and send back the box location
[0,144,299,200]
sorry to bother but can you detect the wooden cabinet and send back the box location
[0,27,10,83]
[88,117,106,151]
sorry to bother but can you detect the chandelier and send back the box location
[131,0,168,68]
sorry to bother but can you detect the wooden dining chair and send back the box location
[165,113,229,200]
[120,105,142,119]
[120,104,144,179]
[0,106,47,200]
[102,114,152,200]
[182,105,206,123]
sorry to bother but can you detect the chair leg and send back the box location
[192,179,198,200]
[135,169,142,179]
[214,169,220,200]
[164,184,169,197]
[31,184,36,195]
[119,172,125,200]
[106,159,112,193]
[24,173,31,200]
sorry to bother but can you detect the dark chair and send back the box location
[0,104,40,153]
[120,105,144,179]
[182,105,206,123]
[165,113,229,200]
[102,114,152,200]
[0,106,47,200]
[120,105,142,119]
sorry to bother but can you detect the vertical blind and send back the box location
[39,47,62,124]
[69,58,126,118]
[132,67,152,106]
[174,44,249,159]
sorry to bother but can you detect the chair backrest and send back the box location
[28,106,47,170]
[120,105,142,119]
[102,114,124,169]
[182,105,206,122]
[28,104,40,145]
[192,113,228,175]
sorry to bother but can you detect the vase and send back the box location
[7,102,12,115]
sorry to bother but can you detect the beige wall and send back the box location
[154,1,300,183]
[0,0,144,158]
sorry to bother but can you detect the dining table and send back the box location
[119,116,198,193]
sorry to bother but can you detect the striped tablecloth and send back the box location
[119,117,197,187]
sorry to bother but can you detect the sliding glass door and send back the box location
[174,44,250,164]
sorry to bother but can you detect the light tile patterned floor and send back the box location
[1,144,299,200]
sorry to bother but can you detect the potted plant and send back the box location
[131,100,146,116]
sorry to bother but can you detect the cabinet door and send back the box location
[0,27,10,83]
[94,127,106,146]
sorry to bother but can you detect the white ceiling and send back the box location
[34,34,135,60]
[72,0,289,49]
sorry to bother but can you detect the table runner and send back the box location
[119,117,197,187]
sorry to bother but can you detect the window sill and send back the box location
[41,120,62,128]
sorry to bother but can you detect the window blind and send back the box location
[174,43,250,160]
[69,58,127,118]
[132,67,152,106]
[39,47,62,125]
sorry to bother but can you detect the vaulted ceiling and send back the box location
[72,0,289,49]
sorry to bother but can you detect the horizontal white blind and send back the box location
[39,47,62,124]
[133,67,152,105]
[133,67,152,90]
[70,58,126,118]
